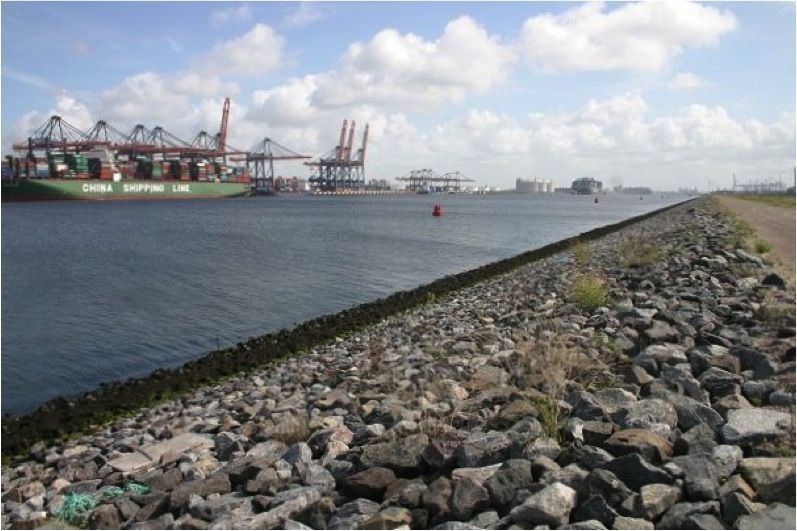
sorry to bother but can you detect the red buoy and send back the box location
[433,203,442,217]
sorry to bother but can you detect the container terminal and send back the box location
[2,98,493,200]
[1,99,377,201]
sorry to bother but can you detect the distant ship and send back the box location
[571,177,603,195]
[2,99,253,202]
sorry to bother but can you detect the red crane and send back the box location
[218,97,230,154]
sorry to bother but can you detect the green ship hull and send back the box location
[1,179,252,202]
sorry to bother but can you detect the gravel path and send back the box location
[716,195,796,285]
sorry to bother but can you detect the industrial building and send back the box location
[516,177,554,194]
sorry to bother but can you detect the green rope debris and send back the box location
[55,494,97,527]
[55,482,150,526]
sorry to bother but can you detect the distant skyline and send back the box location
[2,1,795,189]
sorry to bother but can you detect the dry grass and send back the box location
[617,236,665,267]
[755,291,796,324]
[572,241,591,268]
[509,336,619,441]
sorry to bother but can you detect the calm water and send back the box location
[1,193,688,414]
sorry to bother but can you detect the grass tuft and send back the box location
[570,275,610,313]
[755,240,773,254]
[572,241,591,268]
[617,236,665,267]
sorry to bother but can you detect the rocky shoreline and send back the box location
[3,197,795,530]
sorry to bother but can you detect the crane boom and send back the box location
[345,121,356,162]
[218,97,230,153]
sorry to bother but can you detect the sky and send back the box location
[1,0,795,190]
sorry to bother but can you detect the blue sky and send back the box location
[2,1,795,189]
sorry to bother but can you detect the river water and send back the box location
[1,193,688,414]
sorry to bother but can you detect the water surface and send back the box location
[2,193,688,414]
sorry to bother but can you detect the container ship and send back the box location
[2,98,253,202]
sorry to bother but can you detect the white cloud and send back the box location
[211,3,251,26]
[668,71,708,90]
[199,23,283,76]
[315,16,515,109]
[248,14,515,133]
[2,66,56,92]
[282,2,324,29]
[519,1,736,72]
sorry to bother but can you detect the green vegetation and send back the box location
[572,241,591,268]
[570,275,611,313]
[738,194,796,209]
[529,396,561,441]
[593,332,618,353]
[755,240,773,254]
[429,350,446,361]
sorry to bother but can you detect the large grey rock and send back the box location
[719,492,765,526]
[683,512,726,529]
[672,454,721,501]
[213,432,246,462]
[383,478,427,508]
[674,423,718,455]
[612,516,654,530]
[484,459,535,513]
[361,434,429,476]
[644,321,679,343]
[636,483,681,520]
[698,367,741,398]
[509,482,577,527]
[572,495,618,528]
[359,506,413,529]
[451,464,501,487]
[640,344,689,366]
[592,388,638,418]
[457,432,511,467]
[422,477,453,520]
[650,391,723,433]
[586,469,634,508]
[559,520,608,530]
[657,501,720,530]
[450,478,490,521]
[301,463,336,494]
[541,464,590,502]
[711,445,743,479]
[613,399,678,437]
[661,364,710,403]
[721,409,792,446]
[328,499,381,530]
[341,467,396,500]
[603,454,673,492]
[736,503,796,530]
[248,487,322,528]
[89,504,122,529]
[281,442,312,465]
[739,458,796,504]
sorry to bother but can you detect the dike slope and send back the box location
[2,197,795,530]
[2,198,693,459]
